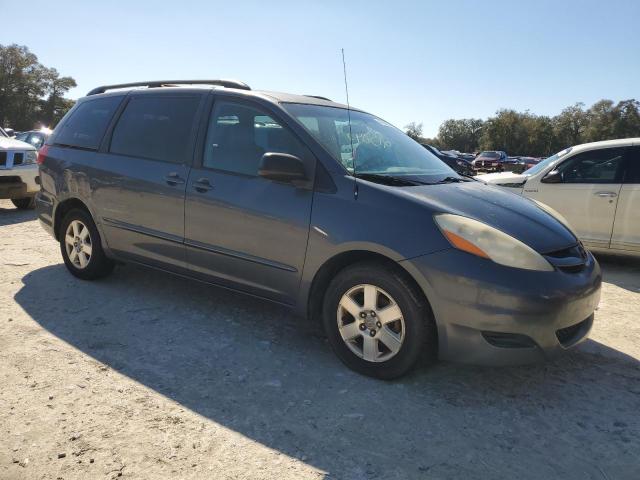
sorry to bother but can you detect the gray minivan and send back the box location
[36,80,601,379]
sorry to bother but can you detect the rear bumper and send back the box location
[401,248,601,366]
[0,165,39,199]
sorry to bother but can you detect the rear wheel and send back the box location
[323,262,436,379]
[59,209,115,280]
[11,197,35,210]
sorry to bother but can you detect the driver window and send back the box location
[559,147,626,184]
[203,100,312,176]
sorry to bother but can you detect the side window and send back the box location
[54,96,122,150]
[623,146,640,184]
[203,100,312,176]
[110,95,200,163]
[558,147,626,184]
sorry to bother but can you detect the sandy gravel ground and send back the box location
[1,199,639,480]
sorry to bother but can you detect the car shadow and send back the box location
[14,264,640,479]
[0,203,37,226]
[594,252,640,293]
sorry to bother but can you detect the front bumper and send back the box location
[0,165,39,199]
[401,248,601,366]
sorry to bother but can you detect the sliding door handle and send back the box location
[164,172,185,186]
[193,178,213,193]
[594,191,617,198]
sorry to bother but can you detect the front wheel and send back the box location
[11,197,35,209]
[59,209,115,280]
[322,262,437,379]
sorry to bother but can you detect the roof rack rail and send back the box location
[86,79,251,96]
[305,95,332,101]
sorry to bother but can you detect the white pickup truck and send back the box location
[0,127,39,209]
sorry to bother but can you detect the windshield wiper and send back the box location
[355,173,424,187]
[430,176,472,184]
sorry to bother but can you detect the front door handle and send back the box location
[193,178,213,193]
[594,191,617,198]
[164,172,185,186]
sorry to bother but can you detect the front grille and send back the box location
[544,243,587,272]
[0,151,6,167]
[13,152,24,165]
[556,316,591,347]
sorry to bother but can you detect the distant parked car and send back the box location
[3,127,16,138]
[0,127,39,209]
[478,138,640,256]
[421,144,474,176]
[15,129,51,150]
[520,156,540,171]
[472,151,508,173]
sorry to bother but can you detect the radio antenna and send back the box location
[341,48,357,197]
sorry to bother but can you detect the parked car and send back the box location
[520,156,540,171]
[421,144,474,176]
[502,156,525,172]
[472,151,508,173]
[479,138,640,256]
[15,129,51,150]
[0,126,39,209]
[36,80,601,379]
[3,127,16,138]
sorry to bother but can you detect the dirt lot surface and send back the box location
[1,199,639,479]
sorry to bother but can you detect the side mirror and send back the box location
[542,169,562,183]
[258,152,307,184]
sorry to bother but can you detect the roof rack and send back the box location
[86,79,251,96]
[305,95,332,101]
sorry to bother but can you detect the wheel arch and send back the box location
[306,250,434,330]
[53,197,92,241]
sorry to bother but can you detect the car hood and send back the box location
[402,181,576,253]
[0,136,36,151]
[476,172,527,184]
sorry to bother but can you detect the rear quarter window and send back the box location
[109,95,201,163]
[53,96,122,150]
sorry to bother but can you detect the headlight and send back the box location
[530,199,576,235]
[434,213,554,271]
[23,151,37,165]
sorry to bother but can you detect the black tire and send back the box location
[322,261,437,380]
[59,208,115,280]
[11,197,35,210]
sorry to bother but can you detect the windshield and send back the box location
[283,103,456,182]
[523,147,573,175]
[479,151,500,158]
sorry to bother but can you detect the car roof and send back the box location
[566,137,640,154]
[80,82,356,111]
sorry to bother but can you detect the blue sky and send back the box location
[2,0,638,136]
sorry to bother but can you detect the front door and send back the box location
[611,145,640,252]
[184,97,316,304]
[525,147,626,249]
[94,92,204,270]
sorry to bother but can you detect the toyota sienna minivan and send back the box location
[36,80,601,379]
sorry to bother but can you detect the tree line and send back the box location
[0,44,76,131]
[406,99,640,157]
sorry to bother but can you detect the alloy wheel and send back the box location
[336,284,405,362]
[64,220,93,269]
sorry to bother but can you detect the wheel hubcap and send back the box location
[64,220,92,269]
[336,284,405,363]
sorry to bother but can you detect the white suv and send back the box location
[0,127,39,209]
[479,138,640,256]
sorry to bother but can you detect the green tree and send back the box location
[553,103,588,148]
[438,118,483,152]
[0,44,76,130]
